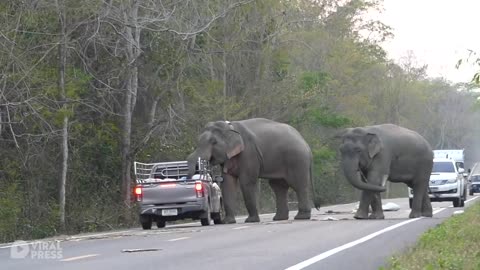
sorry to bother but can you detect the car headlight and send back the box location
[447,178,457,183]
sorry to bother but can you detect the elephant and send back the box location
[187,118,320,224]
[337,124,433,219]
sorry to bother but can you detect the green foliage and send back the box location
[300,72,329,92]
[383,202,480,270]
[0,184,22,242]
[292,107,352,128]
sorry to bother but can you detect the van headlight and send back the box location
[447,178,457,183]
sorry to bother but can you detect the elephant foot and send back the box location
[368,213,385,219]
[294,210,311,220]
[245,215,260,223]
[273,213,289,221]
[222,216,237,224]
[422,211,433,218]
[354,210,369,219]
[408,211,422,218]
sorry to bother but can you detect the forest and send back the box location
[0,0,479,242]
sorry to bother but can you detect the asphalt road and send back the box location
[1,196,478,270]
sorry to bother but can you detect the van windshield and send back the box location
[432,162,455,173]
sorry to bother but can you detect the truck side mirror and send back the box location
[214,176,224,183]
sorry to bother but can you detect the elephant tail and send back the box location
[310,158,321,211]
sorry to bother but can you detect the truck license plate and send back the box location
[161,209,178,216]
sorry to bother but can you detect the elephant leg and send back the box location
[221,174,238,224]
[354,191,373,219]
[410,168,432,218]
[286,163,311,220]
[368,192,385,219]
[239,175,260,223]
[421,190,433,217]
[269,179,289,221]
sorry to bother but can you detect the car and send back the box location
[469,174,480,195]
[408,157,467,208]
[133,159,224,229]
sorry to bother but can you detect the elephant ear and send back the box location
[366,133,382,158]
[225,127,245,159]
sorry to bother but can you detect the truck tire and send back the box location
[140,215,152,230]
[212,200,224,225]
[200,204,211,226]
[156,219,166,228]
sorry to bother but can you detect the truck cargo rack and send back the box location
[134,159,211,184]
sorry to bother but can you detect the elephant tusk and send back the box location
[381,175,388,187]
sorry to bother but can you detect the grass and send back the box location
[381,202,480,270]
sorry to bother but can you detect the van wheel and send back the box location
[140,215,152,230]
[453,198,461,207]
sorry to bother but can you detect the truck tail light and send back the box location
[134,185,143,202]
[195,181,204,197]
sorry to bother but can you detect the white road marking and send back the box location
[167,237,189,242]
[285,208,447,270]
[453,210,464,215]
[60,254,99,262]
[232,226,250,230]
[466,196,479,203]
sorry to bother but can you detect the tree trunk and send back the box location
[121,0,140,207]
[56,0,68,232]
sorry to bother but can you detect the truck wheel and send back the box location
[140,215,152,230]
[156,219,166,228]
[408,199,413,209]
[213,200,225,225]
[200,204,211,226]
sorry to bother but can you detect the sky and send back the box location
[369,0,480,84]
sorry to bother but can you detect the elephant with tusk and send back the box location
[336,124,433,219]
[187,118,320,224]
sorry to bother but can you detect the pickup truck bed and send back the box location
[134,160,223,229]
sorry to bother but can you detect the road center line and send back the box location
[167,237,189,242]
[60,254,99,262]
[232,226,250,230]
[285,208,447,270]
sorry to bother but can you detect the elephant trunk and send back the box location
[187,148,211,178]
[341,157,386,192]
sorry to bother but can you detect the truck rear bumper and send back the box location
[139,201,207,221]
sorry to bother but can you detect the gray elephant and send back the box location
[187,118,319,224]
[337,124,433,219]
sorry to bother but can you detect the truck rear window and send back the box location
[432,162,455,173]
